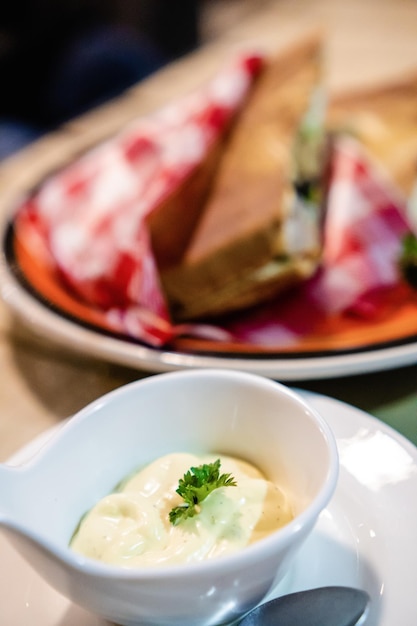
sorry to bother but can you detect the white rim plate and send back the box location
[1,248,417,380]
[1,390,416,625]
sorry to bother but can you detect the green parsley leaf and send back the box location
[169,458,237,526]
[399,232,417,289]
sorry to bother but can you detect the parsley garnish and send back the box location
[169,459,237,526]
[400,232,417,289]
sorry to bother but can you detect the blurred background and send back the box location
[0,0,196,158]
[2,0,416,161]
[0,0,263,160]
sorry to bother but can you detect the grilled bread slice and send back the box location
[161,33,327,321]
[327,71,417,197]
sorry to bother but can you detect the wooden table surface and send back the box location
[1,0,417,462]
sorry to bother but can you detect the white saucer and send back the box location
[1,391,416,625]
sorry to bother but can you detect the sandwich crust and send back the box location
[327,71,417,197]
[161,32,325,321]
[145,138,224,269]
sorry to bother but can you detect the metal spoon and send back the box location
[239,586,370,626]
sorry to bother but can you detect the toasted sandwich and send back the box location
[159,33,328,321]
[327,71,417,198]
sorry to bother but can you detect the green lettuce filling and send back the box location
[292,86,327,203]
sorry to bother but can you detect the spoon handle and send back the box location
[238,586,369,626]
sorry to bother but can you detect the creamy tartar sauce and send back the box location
[70,453,293,567]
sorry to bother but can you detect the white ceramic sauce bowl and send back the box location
[0,369,339,626]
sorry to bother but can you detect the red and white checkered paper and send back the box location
[15,62,415,348]
[16,53,263,346]
[226,137,413,346]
